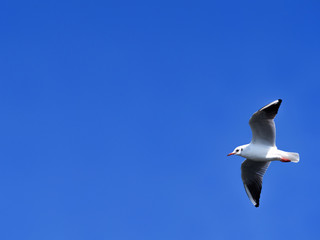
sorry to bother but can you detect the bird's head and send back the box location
[227,146,245,156]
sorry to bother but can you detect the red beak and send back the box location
[227,152,235,156]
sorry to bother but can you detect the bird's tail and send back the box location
[288,152,300,163]
[279,151,300,163]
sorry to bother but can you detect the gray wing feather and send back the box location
[241,159,271,207]
[249,99,282,146]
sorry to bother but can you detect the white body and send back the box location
[238,143,299,163]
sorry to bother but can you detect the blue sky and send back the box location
[1,0,320,239]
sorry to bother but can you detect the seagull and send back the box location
[227,99,299,207]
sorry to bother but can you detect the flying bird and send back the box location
[227,99,299,207]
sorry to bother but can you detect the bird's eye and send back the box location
[236,149,239,152]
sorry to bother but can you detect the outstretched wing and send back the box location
[249,99,282,146]
[241,159,271,207]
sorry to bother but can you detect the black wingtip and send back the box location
[275,99,282,108]
[255,203,259,208]
[257,99,283,118]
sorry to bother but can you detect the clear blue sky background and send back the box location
[1,1,319,239]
